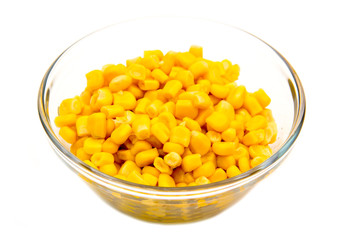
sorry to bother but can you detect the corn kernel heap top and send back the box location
[54,46,277,187]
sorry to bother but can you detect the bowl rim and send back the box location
[37,16,306,196]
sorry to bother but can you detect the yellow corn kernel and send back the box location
[76,148,90,161]
[226,85,246,109]
[158,173,176,187]
[70,136,86,154]
[131,114,150,140]
[157,112,176,130]
[195,106,214,127]
[160,101,175,114]
[182,147,193,158]
[163,80,183,99]
[130,141,152,156]
[86,70,104,92]
[260,109,275,122]
[142,166,160,178]
[209,168,227,183]
[135,98,151,114]
[154,157,172,175]
[171,167,185,183]
[189,45,203,58]
[245,115,267,131]
[210,84,230,99]
[163,142,184,156]
[116,150,134,161]
[176,182,187,187]
[212,141,237,156]
[175,69,194,88]
[253,88,271,108]
[83,160,98,170]
[216,155,235,170]
[242,129,265,146]
[151,69,168,84]
[111,123,132,145]
[113,91,136,110]
[138,79,160,91]
[91,152,114,167]
[193,161,216,179]
[230,120,244,131]
[127,171,147,185]
[141,55,160,70]
[59,97,83,115]
[170,126,191,147]
[118,160,141,177]
[249,145,272,159]
[146,99,163,118]
[127,84,144,99]
[180,117,201,132]
[135,148,159,168]
[109,74,132,92]
[83,137,104,154]
[206,111,231,132]
[227,165,242,178]
[175,99,198,120]
[128,63,146,81]
[201,151,217,168]
[146,135,163,149]
[233,144,250,160]
[250,156,266,168]
[160,51,177,75]
[99,164,118,177]
[87,112,106,139]
[80,90,91,105]
[184,173,195,184]
[195,176,211,185]
[102,138,119,154]
[181,154,201,173]
[189,60,209,79]
[243,94,263,116]
[151,122,170,144]
[176,52,196,69]
[103,64,127,85]
[238,157,250,173]
[206,130,221,143]
[59,126,77,144]
[142,173,158,186]
[189,131,211,156]
[191,91,212,109]
[261,122,277,145]
[144,50,163,60]
[126,57,142,67]
[94,88,113,109]
[102,118,114,137]
[223,63,240,82]
[54,114,77,128]
[168,66,182,79]
[164,152,182,169]
[221,128,236,142]
[81,105,93,117]
[100,105,125,119]
[75,116,90,137]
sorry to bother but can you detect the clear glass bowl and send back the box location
[38,17,305,223]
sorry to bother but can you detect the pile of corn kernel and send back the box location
[55,46,277,187]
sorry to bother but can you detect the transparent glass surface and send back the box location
[38,17,305,223]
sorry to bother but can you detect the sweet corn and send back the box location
[160,101,175,114]
[87,112,107,139]
[175,70,194,88]
[99,164,118,177]
[242,129,265,146]
[250,156,266,168]
[253,88,271,108]
[151,69,168,84]
[171,168,185,183]
[118,160,141,177]
[111,123,132,145]
[59,97,82,115]
[142,166,160,178]
[109,75,132,92]
[138,79,160,91]
[189,131,211,156]
[86,70,104,92]
[76,148,90,161]
[176,52,196,69]
[176,182,187,187]
[113,91,136,110]
[227,85,246,109]
[163,142,184,156]
[206,131,221,143]
[100,105,125,119]
[210,84,230,99]
[141,55,160,70]
[209,168,227,182]
[91,152,114,167]
[117,150,135,161]
[130,140,152,156]
[103,64,127,85]
[195,176,211,185]
[128,63,146,81]
[158,173,176,187]
[163,80,183,99]
[142,173,158,186]
[132,114,151,140]
[54,114,77,128]
[192,91,212,109]
[84,160,98,170]
[175,99,198,120]
[206,111,231,132]
[193,161,216,179]
[83,137,104,154]
[216,155,236,170]
[135,148,159,167]
[146,99,163,118]
[249,145,272,159]
[102,138,119,154]
[154,157,172,175]
[221,128,236,142]
[245,115,267,131]
[189,45,203,58]
[151,122,170,144]
[243,94,263,116]
[158,112,177,129]
[184,173,195,184]
[135,98,151,114]
[227,165,242,178]
[170,126,191,147]
[189,60,209,79]
[238,157,250,173]
[59,126,77,144]
[182,154,202,172]
[127,171,147,185]
[212,142,237,156]
[195,106,214,126]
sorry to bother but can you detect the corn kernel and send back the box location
[151,122,170,144]
[135,98,151,114]
[84,160,98,170]
[102,138,119,154]
[249,145,272,159]
[193,161,216,179]
[113,91,136,110]
[128,63,146,81]
[250,156,266,168]
[212,142,237,156]
[99,164,118,177]
[130,140,152,156]
[221,128,236,142]
[216,155,235,170]
[195,106,214,127]
[206,111,231,132]
[138,79,160,91]
[91,152,114,167]
[253,89,271,108]
[243,94,263,116]
[142,173,158,186]
[131,114,150,140]
[175,99,198,120]
[151,69,168,84]
[233,144,250,160]
[163,80,183,99]
[226,165,242,178]
[163,142,184,156]
[76,148,90,161]
[176,52,196,69]
[100,105,125,119]
[103,64,127,85]
[154,157,172,175]
[245,115,267,131]
[158,173,176,187]
[87,112,107,139]
[86,70,104,92]
[111,123,132,145]
[175,69,194,88]
[164,152,182,169]
[83,137,104,154]
[109,74,132,92]
[160,101,175,114]
[189,131,211,156]
[142,166,160,178]
[54,114,77,128]
[184,173,195,184]
[141,55,160,70]
[182,154,202,172]
[242,129,265,146]
[127,171,147,185]
[146,99,163,118]
[189,60,209,79]
[160,51,177,75]
[118,160,141,177]
[209,168,227,182]
[135,148,159,167]
[195,176,211,185]
[59,126,77,144]
[192,91,212,109]
[117,150,134,161]
[189,45,203,58]
[238,157,250,173]
[206,131,221,143]
[182,117,201,132]
[171,167,185,183]
[210,84,230,99]
[170,126,191,147]
[227,85,246,109]
[176,182,187,187]
[59,97,83,115]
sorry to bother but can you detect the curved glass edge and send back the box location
[37,17,306,197]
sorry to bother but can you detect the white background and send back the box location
[1,0,341,239]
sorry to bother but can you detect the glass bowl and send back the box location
[38,17,305,223]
